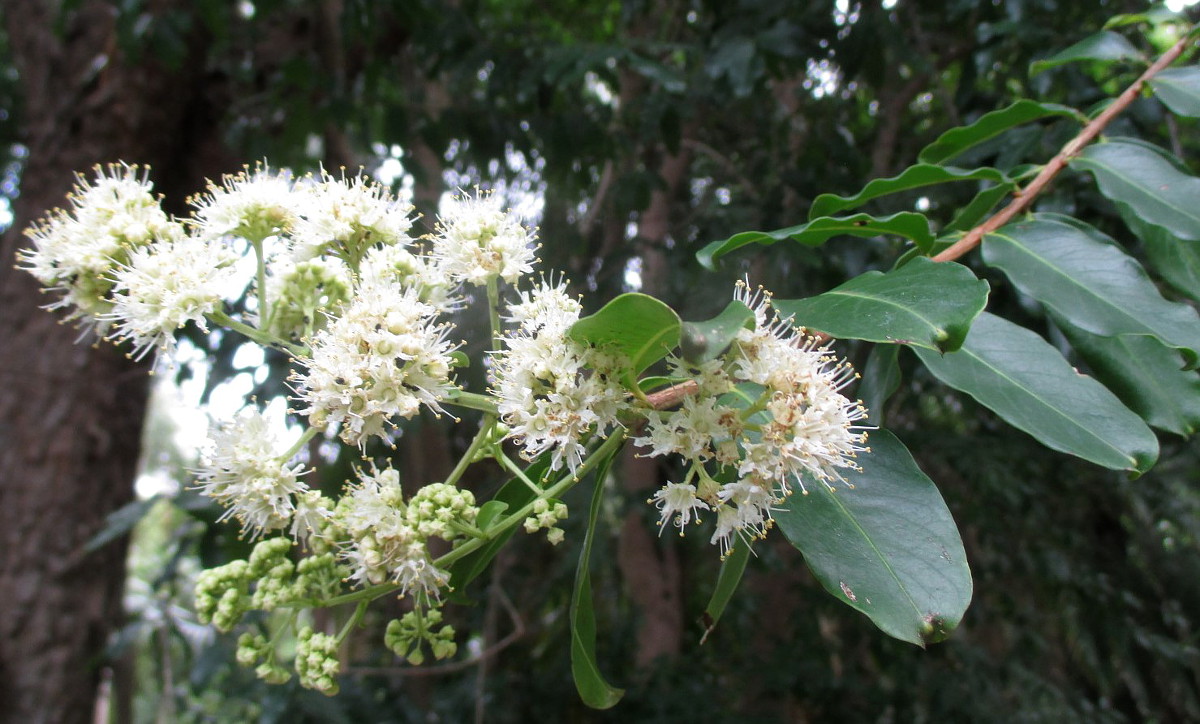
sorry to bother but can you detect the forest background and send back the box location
[1,0,1198,722]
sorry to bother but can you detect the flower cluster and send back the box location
[635,284,870,554]
[23,159,877,697]
[490,280,630,473]
[292,284,457,447]
[196,409,309,539]
[331,466,477,600]
[18,164,190,336]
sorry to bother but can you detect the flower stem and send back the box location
[443,389,500,415]
[208,309,307,357]
[443,415,497,488]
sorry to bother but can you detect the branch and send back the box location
[932,32,1195,264]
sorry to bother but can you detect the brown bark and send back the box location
[0,3,234,722]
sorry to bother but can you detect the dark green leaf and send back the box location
[983,217,1200,368]
[570,454,624,709]
[810,166,1009,219]
[944,182,1017,233]
[1071,139,1200,242]
[918,101,1079,165]
[1030,30,1143,75]
[773,257,988,353]
[446,461,547,593]
[699,212,934,269]
[569,293,681,376]
[858,344,901,426]
[1058,319,1200,436]
[680,300,754,364]
[85,496,159,553]
[1139,217,1200,303]
[700,541,750,642]
[914,312,1158,472]
[1149,66,1200,117]
[775,429,972,646]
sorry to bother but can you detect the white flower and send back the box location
[293,283,458,447]
[196,409,308,539]
[432,190,537,286]
[358,243,456,313]
[333,467,450,598]
[105,235,239,360]
[291,172,416,264]
[637,282,870,552]
[649,482,710,535]
[18,163,182,332]
[491,280,628,472]
[190,164,300,242]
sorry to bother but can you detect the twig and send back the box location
[931,32,1195,264]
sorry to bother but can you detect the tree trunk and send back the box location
[0,3,232,721]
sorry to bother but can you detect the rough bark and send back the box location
[0,3,232,722]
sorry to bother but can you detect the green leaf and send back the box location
[680,300,754,364]
[775,429,972,646]
[85,496,159,553]
[1057,319,1200,436]
[983,217,1200,368]
[1030,30,1143,75]
[918,100,1080,165]
[699,212,934,268]
[914,312,1159,473]
[569,293,681,375]
[944,182,1017,233]
[446,461,546,593]
[570,454,624,710]
[772,257,988,353]
[1139,217,1200,303]
[858,344,901,427]
[809,165,1010,219]
[1149,66,1200,117]
[700,541,750,643]
[1071,139,1200,242]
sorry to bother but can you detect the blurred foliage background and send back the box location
[3,0,1200,721]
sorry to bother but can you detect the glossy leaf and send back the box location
[446,461,547,594]
[1149,66,1200,117]
[570,293,681,376]
[809,165,1010,219]
[570,455,624,709]
[944,182,1017,233]
[858,344,901,426]
[1030,30,1143,75]
[680,300,754,364]
[1139,217,1200,303]
[1071,139,1200,242]
[918,100,1079,165]
[698,212,934,268]
[914,312,1159,473]
[983,217,1200,368]
[772,257,988,353]
[701,540,750,642]
[775,429,972,646]
[1058,319,1200,436]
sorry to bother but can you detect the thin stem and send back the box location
[932,31,1196,264]
[336,600,369,644]
[443,415,497,488]
[209,309,308,357]
[251,238,270,330]
[492,449,543,495]
[443,389,500,416]
[486,276,503,350]
[283,425,322,462]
